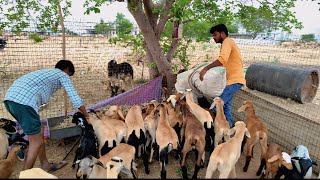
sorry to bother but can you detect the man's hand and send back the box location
[199,69,207,81]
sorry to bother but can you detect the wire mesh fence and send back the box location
[1,21,320,174]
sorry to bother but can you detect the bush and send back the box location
[300,34,316,42]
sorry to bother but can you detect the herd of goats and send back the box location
[1,86,318,179]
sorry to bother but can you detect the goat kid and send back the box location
[176,99,206,179]
[209,97,230,148]
[237,100,268,176]
[205,121,250,179]
[125,105,149,174]
[71,112,99,168]
[155,103,180,179]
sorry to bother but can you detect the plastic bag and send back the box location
[175,62,226,99]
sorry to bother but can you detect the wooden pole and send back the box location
[57,2,67,148]
[57,2,68,118]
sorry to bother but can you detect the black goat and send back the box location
[107,60,134,97]
[71,112,99,168]
[0,38,6,50]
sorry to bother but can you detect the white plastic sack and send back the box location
[175,62,226,99]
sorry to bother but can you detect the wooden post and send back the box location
[57,3,68,119]
[57,2,67,149]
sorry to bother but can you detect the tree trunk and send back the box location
[129,2,176,96]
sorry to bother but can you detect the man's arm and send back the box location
[199,60,222,81]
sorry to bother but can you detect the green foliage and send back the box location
[115,13,134,38]
[29,33,43,43]
[95,19,114,35]
[108,33,145,57]
[301,34,316,42]
[174,38,192,70]
[0,0,72,34]
[235,1,303,37]
[176,165,191,177]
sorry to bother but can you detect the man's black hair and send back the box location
[55,60,75,76]
[210,24,229,36]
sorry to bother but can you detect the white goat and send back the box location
[19,168,58,179]
[205,121,251,179]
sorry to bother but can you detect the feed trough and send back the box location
[47,116,82,140]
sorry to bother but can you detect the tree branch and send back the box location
[155,0,175,39]
[143,0,157,29]
[166,38,180,62]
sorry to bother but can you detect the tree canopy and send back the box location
[0,0,303,95]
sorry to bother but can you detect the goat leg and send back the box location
[192,164,201,179]
[160,149,168,179]
[243,156,252,172]
[181,165,189,179]
[256,159,266,176]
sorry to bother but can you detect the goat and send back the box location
[155,103,180,179]
[142,101,157,120]
[107,60,134,97]
[19,168,58,179]
[0,128,9,160]
[209,97,230,148]
[162,101,183,149]
[175,98,206,179]
[237,100,268,176]
[125,105,150,174]
[260,143,285,179]
[0,38,6,50]
[205,121,251,179]
[76,156,130,179]
[143,100,160,163]
[184,89,214,152]
[76,143,136,179]
[0,142,27,178]
[0,118,17,134]
[289,145,318,179]
[103,105,126,121]
[71,112,99,168]
[87,111,117,157]
[94,108,127,145]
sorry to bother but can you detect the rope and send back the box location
[187,63,207,97]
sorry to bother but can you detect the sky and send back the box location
[66,1,320,35]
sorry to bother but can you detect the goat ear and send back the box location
[282,162,293,170]
[245,130,251,138]
[227,128,236,136]
[268,154,280,163]
[237,104,247,112]
[120,166,131,175]
[75,160,81,164]
[209,101,216,110]
[117,109,125,120]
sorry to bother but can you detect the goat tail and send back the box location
[168,143,173,153]
[259,132,268,159]
[223,129,230,141]
[205,159,219,179]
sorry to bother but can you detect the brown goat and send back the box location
[237,100,268,176]
[260,143,288,179]
[209,97,230,148]
[175,98,206,179]
[155,103,180,179]
[125,105,149,174]
[0,143,26,178]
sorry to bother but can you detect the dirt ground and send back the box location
[9,136,319,179]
